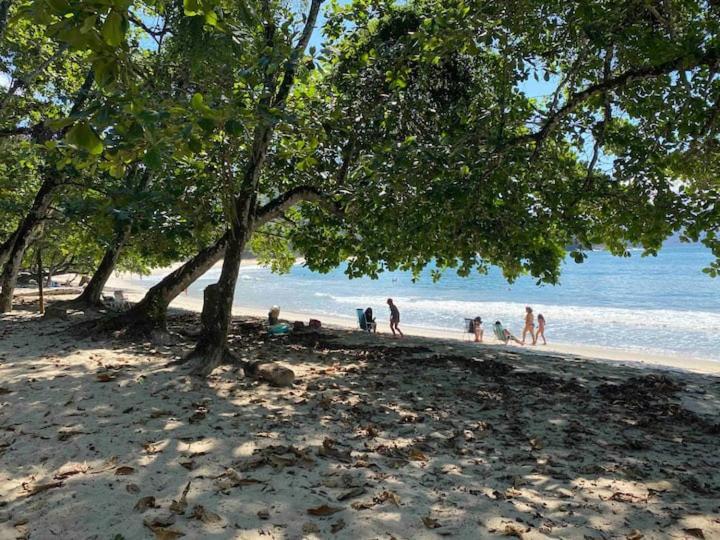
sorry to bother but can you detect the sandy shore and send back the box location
[106,267,720,376]
[1,295,719,539]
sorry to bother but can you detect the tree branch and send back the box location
[66,68,95,120]
[255,185,337,227]
[0,0,12,42]
[584,47,614,189]
[0,44,69,111]
[507,47,720,156]
[0,125,33,137]
[272,0,323,108]
[128,12,165,42]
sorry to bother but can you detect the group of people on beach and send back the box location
[363,300,546,345]
[470,306,546,346]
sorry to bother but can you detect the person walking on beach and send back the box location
[521,306,535,345]
[387,298,404,338]
[534,313,546,345]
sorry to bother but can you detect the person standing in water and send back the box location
[521,306,535,345]
[387,298,404,338]
[534,313,547,345]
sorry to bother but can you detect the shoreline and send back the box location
[105,269,720,376]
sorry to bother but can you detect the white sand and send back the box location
[1,298,719,539]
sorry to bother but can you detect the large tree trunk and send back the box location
[0,230,17,270]
[98,231,229,335]
[63,222,133,310]
[0,175,59,312]
[186,228,247,376]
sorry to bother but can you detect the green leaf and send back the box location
[46,117,75,131]
[197,117,216,133]
[188,137,202,153]
[109,163,126,178]
[93,57,119,89]
[45,0,71,15]
[66,123,103,155]
[204,10,218,26]
[190,93,204,110]
[184,0,200,16]
[101,11,126,47]
[80,15,96,34]
[224,119,243,136]
[144,147,163,170]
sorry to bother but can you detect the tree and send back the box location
[289,0,720,283]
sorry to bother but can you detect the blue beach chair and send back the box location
[356,308,376,333]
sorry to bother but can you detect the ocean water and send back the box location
[137,244,720,361]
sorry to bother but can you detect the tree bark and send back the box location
[0,230,17,269]
[186,228,247,376]
[63,222,133,310]
[0,174,59,312]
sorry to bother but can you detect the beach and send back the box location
[107,263,720,376]
[1,283,719,539]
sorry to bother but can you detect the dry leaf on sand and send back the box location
[682,529,705,540]
[143,443,162,455]
[504,523,526,538]
[22,481,63,497]
[337,487,366,501]
[331,519,346,533]
[115,466,135,475]
[145,526,184,540]
[529,437,543,450]
[144,514,184,540]
[351,490,400,510]
[190,505,222,525]
[422,516,441,529]
[170,481,191,515]
[409,448,428,462]
[134,496,158,513]
[53,464,88,480]
[307,504,344,516]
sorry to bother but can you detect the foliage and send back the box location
[1,0,719,298]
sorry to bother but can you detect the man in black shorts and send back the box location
[387,298,404,338]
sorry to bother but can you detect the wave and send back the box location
[315,294,720,333]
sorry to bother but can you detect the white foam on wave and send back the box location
[318,294,720,333]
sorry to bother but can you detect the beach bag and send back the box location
[293,321,305,331]
[308,319,322,329]
[268,323,291,336]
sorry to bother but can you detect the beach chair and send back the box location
[463,318,475,341]
[356,308,375,333]
[493,323,517,345]
[113,290,130,310]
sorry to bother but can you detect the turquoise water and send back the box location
[139,244,720,361]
